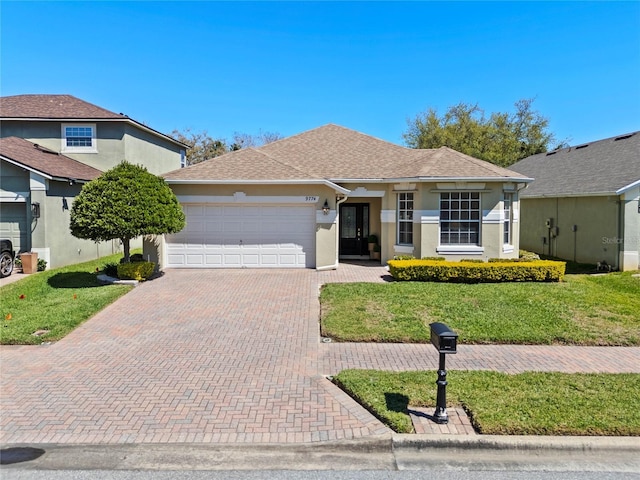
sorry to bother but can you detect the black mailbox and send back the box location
[429,322,458,354]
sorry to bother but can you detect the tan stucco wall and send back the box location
[518,195,632,268]
[158,183,340,270]
[158,181,522,270]
[380,182,519,262]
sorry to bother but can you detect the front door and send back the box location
[340,203,369,256]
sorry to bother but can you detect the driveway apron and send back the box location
[0,270,388,444]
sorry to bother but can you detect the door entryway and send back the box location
[339,203,369,258]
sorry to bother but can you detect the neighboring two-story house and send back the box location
[0,94,186,268]
[510,132,639,271]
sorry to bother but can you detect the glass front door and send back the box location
[339,203,369,256]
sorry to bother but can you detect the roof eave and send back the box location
[1,116,188,149]
[329,176,534,183]
[0,156,53,180]
[616,179,640,195]
[165,178,350,194]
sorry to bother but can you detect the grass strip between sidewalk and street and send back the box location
[1,253,134,345]
[334,369,640,436]
[321,272,640,345]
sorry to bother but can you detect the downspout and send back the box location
[316,194,349,271]
[617,195,623,270]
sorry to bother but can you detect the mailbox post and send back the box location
[429,322,458,424]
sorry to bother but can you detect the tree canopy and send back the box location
[403,99,565,166]
[70,161,186,262]
[171,128,283,165]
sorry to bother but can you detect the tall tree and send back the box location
[70,161,186,262]
[171,128,283,164]
[403,99,564,166]
[170,128,228,165]
[230,130,283,150]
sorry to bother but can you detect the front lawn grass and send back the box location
[334,369,640,435]
[320,272,640,345]
[1,253,134,344]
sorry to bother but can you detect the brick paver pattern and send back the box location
[2,262,639,444]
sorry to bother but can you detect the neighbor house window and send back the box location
[180,149,187,168]
[397,192,414,245]
[503,193,513,245]
[62,124,96,152]
[440,192,481,245]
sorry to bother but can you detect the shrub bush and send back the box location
[387,259,566,283]
[519,249,541,261]
[129,253,145,263]
[421,256,446,261]
[394,255,415,260]
[102,262,119,277]
[37,259,47,272]
[116,261,155,281]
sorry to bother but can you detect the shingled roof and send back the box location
[164,124,530,183]
[0,136,102,182]
[510,132,640,197]
[0,94,186,147]
[0,94,126,119]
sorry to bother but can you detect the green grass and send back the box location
[1,253,134,344]
[320,272,640,345]
[334,369,640,435]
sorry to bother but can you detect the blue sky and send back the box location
[2,1,639,148]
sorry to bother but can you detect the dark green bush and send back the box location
[37,258,47,272]
[116,261,155,281]
[387,259,566,283]
[102,262,119,277]
[129,253,145,263]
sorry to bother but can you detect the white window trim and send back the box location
[438,191,482,247]
[503,193,513,246]
[61,123,97,153]
[437,245,485,255]
[397,192,414,246]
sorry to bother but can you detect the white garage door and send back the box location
[165,204,316,268]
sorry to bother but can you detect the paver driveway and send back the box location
[0,269,388,444]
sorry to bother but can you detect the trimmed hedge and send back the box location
[116,261,155,281]
[387,259,566,283]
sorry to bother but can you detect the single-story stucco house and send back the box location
[510,131,639,271]
[0,94,187,268]
[145,124,533,270]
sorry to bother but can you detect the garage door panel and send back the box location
[166,203,315,268]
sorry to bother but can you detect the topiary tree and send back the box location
[70,161,185,262]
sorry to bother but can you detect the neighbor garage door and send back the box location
[0,203,28,253]
[165,204,316,268]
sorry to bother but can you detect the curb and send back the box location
[96,274,138,286]
[392,433,640,452]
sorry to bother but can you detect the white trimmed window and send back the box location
[440,192,481,245]
[397,192,414,245]
[62,124,96,152]
[503,193,513,245]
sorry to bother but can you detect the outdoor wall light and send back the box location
[322,199,330,215]
[31,202,40,219]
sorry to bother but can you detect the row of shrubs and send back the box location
[388,259,566,283]
[102,254,155,281]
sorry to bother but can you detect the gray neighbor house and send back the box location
[510,131,639,271]
[0,94,186,268]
